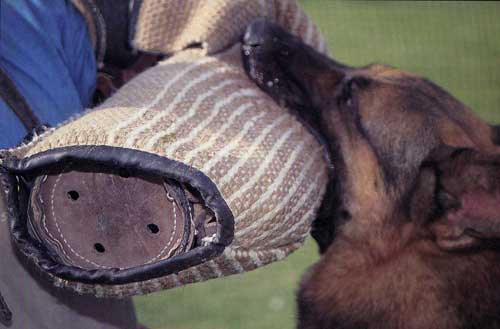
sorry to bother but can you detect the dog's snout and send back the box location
[243,18,272,47]
[243,30,262,48]
[243,18,295,50]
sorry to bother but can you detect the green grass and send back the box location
[135,239,318,329]
[302,1,500,123]
[135,2,500,328]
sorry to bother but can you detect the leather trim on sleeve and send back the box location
[0,66,41,132]
[1,146,234,285]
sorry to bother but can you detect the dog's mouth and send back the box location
[242,19,328,124]
[242,19,334,164]
[242,19,347,251]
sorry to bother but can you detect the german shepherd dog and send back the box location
[242,19,500,329]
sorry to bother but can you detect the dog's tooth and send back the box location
[244,50,251,56]
[267,81,274,87]
[273,78,279,84]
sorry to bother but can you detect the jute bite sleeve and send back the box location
[0,0,330,298]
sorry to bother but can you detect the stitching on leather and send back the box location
[38,175,70,263]
[45,174,185,268]
[50,173,108,269]
[41,210,70,263]
[41,177,82,265]
[147,191,178,263]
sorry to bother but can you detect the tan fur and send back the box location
[298,65,500,329]
[242,21,500,328]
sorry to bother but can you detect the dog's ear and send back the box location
[409,146,462,226]
[411,146,500,251]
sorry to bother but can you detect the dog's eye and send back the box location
[339,79,355,107]
[338,77,369,108]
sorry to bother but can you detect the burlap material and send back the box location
[132,0,329,55]
[5,0,329,297]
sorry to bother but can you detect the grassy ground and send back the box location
[135,2,500,328]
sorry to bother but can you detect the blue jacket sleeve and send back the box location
[0,0,96,149]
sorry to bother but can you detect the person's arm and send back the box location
[0,0,96,149]
[0,1,138,328]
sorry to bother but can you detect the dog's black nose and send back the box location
[243,18,275,47]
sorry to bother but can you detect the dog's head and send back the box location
[243,18,500,252]
[243,19,500,329]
